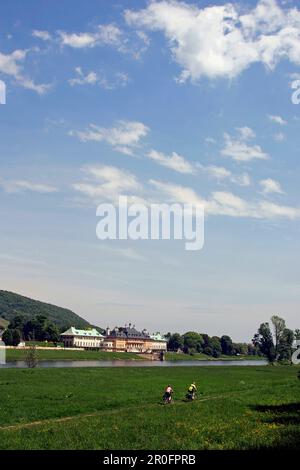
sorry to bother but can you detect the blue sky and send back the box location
[0,0,300,341]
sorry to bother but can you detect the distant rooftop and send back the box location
[150,332,166,342]
[108,325,150,339]
[61,327,104,338]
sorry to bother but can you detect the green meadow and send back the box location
[0,365,299,450]
[5,348,144,362]
[5,348,263,362]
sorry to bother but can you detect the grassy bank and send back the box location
[0,365,299,449]
[5,348,143,362]
[165,352,264,361]
[5,348,264,362]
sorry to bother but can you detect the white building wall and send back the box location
[62,335,103,349]
[151,341,167,351]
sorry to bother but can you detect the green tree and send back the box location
[254,316,294,363]
[248,342,262,356]
[167,333,183,351]
[203,346,213,356]
[278,328,294,362]
[183,332,203,354]
[25,346,38,368]
[34,315,49,341]
[221,335,235,355]
[211,336,222,358]
[2,329,13,346]
[8,314,25,333]
[271,315,286,359]
[253,323,276,363]
[294,329,300,340]
[11,329,21,346]
[233,343,248,355]
[2,328,20,346]
[23,315,60,342]
[44,323,60,343]
[201,334,216,357]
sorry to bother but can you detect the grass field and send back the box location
[0,365,299,450]
[5,348,263,362]
[165,352,264,361]
[5,348,144,362]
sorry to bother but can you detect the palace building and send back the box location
[102,324,167,353]
[60,327,104,349]
[60,324,167,353]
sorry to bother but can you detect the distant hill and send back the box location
[0,290,103,333]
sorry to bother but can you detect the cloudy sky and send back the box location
[0,0,300,341]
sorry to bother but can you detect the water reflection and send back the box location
[0,359,267,369]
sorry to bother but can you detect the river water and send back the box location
[0,359,267,369]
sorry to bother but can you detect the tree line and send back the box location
[165,331,258,357]
[253,315,299,363]
[166,314,299,362]
[2,314,60,346]
[2,312,299,364]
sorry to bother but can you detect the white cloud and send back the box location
[70,120,149,155]
[72,165,298,221]
[136,30,151,47]
[212,191,255,217]
[98,244,146,262]
[59,32,97,48]
[32,30,52,41]
[1,180,58,193]
[150,179,257,217]
[236,126,256,140]
[273,132,285,141]
[0,49,26,76]
[221,130,269,162]
[200,165,231,181]
[58,24,123,49]
[290,72,300,80]
[150,179,300,220]
[73,164,142,203]
[0,49,50,94]
[257,200,299,219]
[150,179,204,206]
[36,23,148,59]
[268,114,287,125]
[205,137,216,145]
[260,178,284,194]
[125,0,300,81]
[198,164,251,186]
[17,77,51,94]
[69,68,98,85]
[69,67,129,89]
[230,173,251,187]
[146,147,251,185]
[147,149,196,174]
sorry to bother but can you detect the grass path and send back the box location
[0,366,299,449]
[0,388,269,432]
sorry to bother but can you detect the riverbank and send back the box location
[5,348,144,362]
[0,365,299,449]
[4,348,264,363]
[165,352,264,362]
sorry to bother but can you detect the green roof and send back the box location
[150,332,166,342]
[61,327,104,338]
